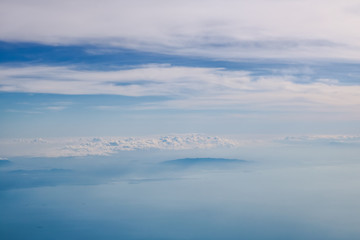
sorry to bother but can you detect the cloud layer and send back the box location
[279,135,360,145]
[1,133,359,158]
[1,0,360,60]
[0,134,240,157]
[1,65,359,114]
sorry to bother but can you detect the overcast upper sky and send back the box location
[0,0,359,145]
[1,0,360,60]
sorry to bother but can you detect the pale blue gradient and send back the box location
[1,145,360,240]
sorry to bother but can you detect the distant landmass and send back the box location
[161,158,247,167]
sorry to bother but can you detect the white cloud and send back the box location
[0,65,359,115]
[279,135,360,145]
[1,0,360,60]
[1,133,359,158]
[42,106,67,111]
[0,134,241,157]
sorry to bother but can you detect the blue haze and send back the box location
[1,146,360,240]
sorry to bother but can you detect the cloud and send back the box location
[42,106,67,111]
[4,101,72,114]
[2,133,359,158]
[278,135,360,146]
[1,0,360,60]
[0,65,359,117]
[0,134,241,157]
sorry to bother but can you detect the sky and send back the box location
[1,1,360,240]
[1,0,360,141]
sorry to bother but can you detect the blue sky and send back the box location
[0,0,359,147]
[1,41,359,139]
[2,2,360,240]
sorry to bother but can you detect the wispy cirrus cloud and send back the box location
[0,65,359,115]
[4,100,71,114]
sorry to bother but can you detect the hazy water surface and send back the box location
[1,146,360,240]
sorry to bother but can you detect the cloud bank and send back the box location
[1,134,359,158]
[1,0,360,60]
[0,134,240,157]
